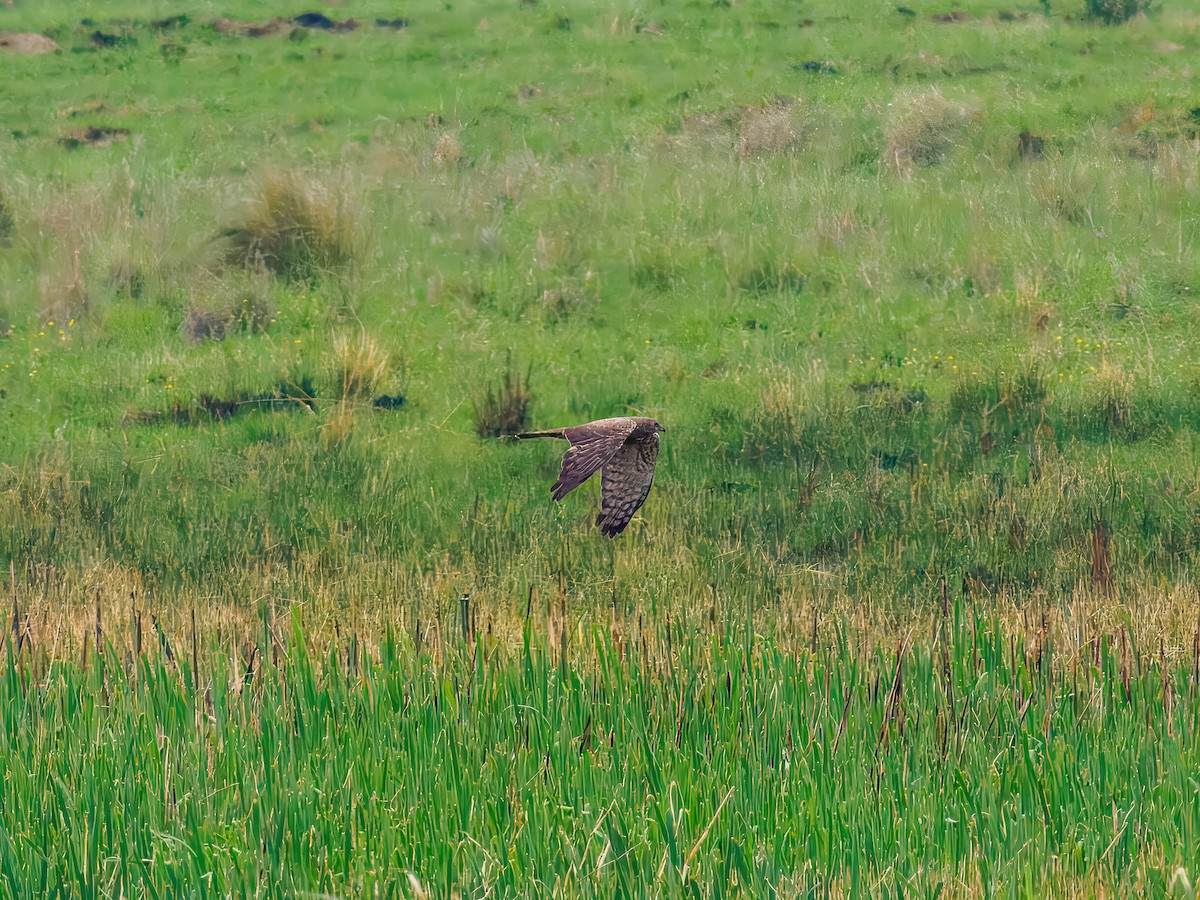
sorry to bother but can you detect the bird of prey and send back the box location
[517,416,665,536]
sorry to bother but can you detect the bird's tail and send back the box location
[515,428,566,440]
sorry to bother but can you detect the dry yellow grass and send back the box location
[883,88,977,174]
[220,168,358,281]
[332,332,390,402]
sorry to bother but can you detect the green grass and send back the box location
[2,612,1198,897]
[2,0,1200,893]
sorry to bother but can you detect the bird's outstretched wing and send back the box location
[596,434,659,536]
[551,419,637,500]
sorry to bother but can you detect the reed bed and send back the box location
[2,604,1197,897]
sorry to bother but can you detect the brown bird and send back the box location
[517,416,665,536]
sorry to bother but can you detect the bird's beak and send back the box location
[659,424,667,432]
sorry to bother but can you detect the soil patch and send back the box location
[1017,130,1045,160]
[793,61,837,74]
[0,32,59,54]
[151,15,191,30]
[293,13,359,32]
[213,18,289,37]
[59,126,130,149]
[90,31,122,48]
[123,379,318,427]
[371,394,406,411]
[212,15,403,38]
[931,11,973,23]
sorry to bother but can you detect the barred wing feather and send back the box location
[550,419,638,501]
[596,436,659,536]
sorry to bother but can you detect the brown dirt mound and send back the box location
[931,10,973,23]
[213,14,361,37]
[213,18,288,37]
[0,32,59,54]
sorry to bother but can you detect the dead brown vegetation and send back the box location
[182,295,273,343]
[333,332,391,401]
[474,358,533,438]
[121,377,317,427]
[213,18,289,37]
[883,88,976,173]
[656,97,811,161]
[58,126,131,150]
[1017,130,1045,160]
[737,99,809,159]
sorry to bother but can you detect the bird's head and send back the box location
[637,417,666,434]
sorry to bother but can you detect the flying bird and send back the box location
[517,416,665,536]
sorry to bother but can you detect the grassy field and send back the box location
[2,0,1200,894]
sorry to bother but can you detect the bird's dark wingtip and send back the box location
[596,517,627,537]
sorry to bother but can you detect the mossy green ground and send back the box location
[1,0,1199,894]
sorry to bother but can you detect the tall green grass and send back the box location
[1,611,1197,897]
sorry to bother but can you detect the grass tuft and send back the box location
[333,332,390,402]
[739,261,806,295]
[537,275,597,322]
[320,403,358,449]
[737,99,808,159]
[433,132,463,166]
[949,362,1049,448]
[474,357,533,438]
[219,169,356,282]
[182,278,275,342]
[883,88,975,173]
